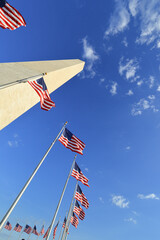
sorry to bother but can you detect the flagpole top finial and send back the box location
[43,72,47,75]
[65,121,68,124]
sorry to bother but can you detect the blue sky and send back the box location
[1,0,160,239]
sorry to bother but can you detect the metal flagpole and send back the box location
[61,181,78,240]
[64,200,75,240]
[7,227,14,240]
[45,155,77,240]
[58,212,67,240]
[0,72,47,90]
[0,122,68,231]
[17,225,26,240]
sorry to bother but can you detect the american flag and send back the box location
[28,77,55,111]
[24,224,32,234]
[53,222,59,240]
[4,221,12,231]
[75,185,89,209]
[62,217,66,228]
[71,162,89,187]
[14,223,22,232]
[58,128,85,155]
[32,225,39,236]
[40,225,45,235]
[73,200,85,220]
[43,226,50,239]
[70,212,79,228]
[0,0,26,30]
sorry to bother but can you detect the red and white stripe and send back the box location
[70,214,79,228]
[73,206,85,220]
[4,222,12,231]
[0,3,26,30]
[14,224,22,232]
[71,169,89,187]
[75,192,89,209]
[28,80,55,111]
[59,134,85,155]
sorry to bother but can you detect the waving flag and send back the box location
[28,77,55,111]
[40,225,45,235]
[53,222,59,240]
[59,128,85,155]
[71,162,89,187]
[62,217,66,228]
[14,223,22,232]
[73,200,85,220]
[70,212,79,228]
[75,185,89,209]
[0,0,26,30]
[43,226,50,239]
[32,225,39,236]
[24,224,32,234]
[4,221,12,230]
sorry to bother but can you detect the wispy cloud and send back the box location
[128,0,139,17]
[81,37,99,78]
[131,95,158,116]
[110,82,118,95]
[119,57,140,81]
[149,76,155,88]
[126,90,134,96]
[105,0,160,47]
[122,37,128,47]
[138,193,160,200]
[8,134,20,147]
[124,217,137,224]
[99,197,104,204]
[126,146,131,150]
[112,195,129,208]
[135,0,160,45]
[105,0,130,37]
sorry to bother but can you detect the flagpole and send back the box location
[61,181,78,240]
[64,200,75,240]
[7,227,14,240]
[58,212,67,240]
[0,72,47,90]
[45,155,77,240]
[17,225,26,240]
[0,122,68,231]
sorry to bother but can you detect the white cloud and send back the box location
[99,197,104,203]
[131,96,158,116]
[82,37,99,78]
[112,195,129,208]
[128,0,139,17]
[138,193,159,200]
[124,218,137,224]
[110,82,118,95]
[119,58,139,81]
[136,0,160,45]
[126,90,133,96]
[99,78,105,84]
[105,0,160,47]
[122,37,128,47]
[8,134,20,147]
[105,0,130,36]
[137,80,143,86]
[149,76,155,88]
[157,85,160,92]
[126,146,131,150]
